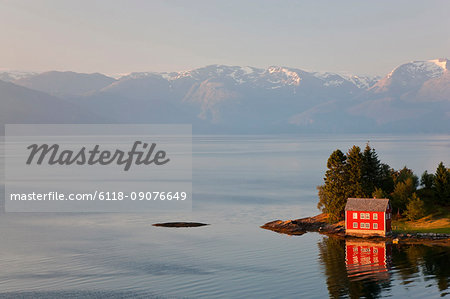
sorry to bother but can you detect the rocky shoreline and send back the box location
[261,214,450,246]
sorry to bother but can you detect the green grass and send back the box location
[392,209,450,234]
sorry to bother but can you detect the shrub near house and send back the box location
[345,198,392,236]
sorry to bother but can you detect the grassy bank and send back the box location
[393,209,450,234]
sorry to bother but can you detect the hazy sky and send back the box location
[1,0,449,76]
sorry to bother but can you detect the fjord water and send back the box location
[0,135,449,298]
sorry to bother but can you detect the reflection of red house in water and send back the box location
[345,240,392,281]
[345,198,392,236]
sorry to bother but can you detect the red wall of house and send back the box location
[346,211,385,231]
[385,204,392,232]
[386,210,391,232]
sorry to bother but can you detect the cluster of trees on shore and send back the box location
[317,144,450,223]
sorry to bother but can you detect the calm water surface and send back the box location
[0,134,449,298]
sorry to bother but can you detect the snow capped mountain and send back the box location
[388,59,448,79]
[339,58,450,128]
[339,74,380,89]
[122,65,259,83]
[370,58,448,95]
[1,59,448,133]
[311,72,379,89]
[264,66,301,87]
[118,64,376,92]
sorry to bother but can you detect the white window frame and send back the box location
[373,213,378,220]
[373,223,378,229]
[361,213,365,219]
[353,212,358,219]
[353,222,357,228]
[366,213,370,219]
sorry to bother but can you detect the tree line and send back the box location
[317,143,450,223]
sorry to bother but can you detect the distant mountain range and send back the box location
[1,58,449,133]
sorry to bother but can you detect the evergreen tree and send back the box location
[434,162,450,206]
[317,149,349,223]
[361,143,381,197]
[420,170,435,189]
[418,170,436,205]
[379,163,395,195]
[346,145,364,198]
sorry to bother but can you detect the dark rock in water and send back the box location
[152,222,209,228]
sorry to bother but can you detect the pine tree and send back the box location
[346,145,364,198]
[420,170,435,189]
[317,149,349,223]
[434,162,450,206]
[379,163,395,195]
[418,170,437,205]
[361,143,381,197]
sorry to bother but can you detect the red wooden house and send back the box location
[345,198,392,236]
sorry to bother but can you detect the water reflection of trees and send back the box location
[318,236,450,298]
[318,237,389,298]
[391,244,449,292]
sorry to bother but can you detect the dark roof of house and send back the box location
[345,198,390,212]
